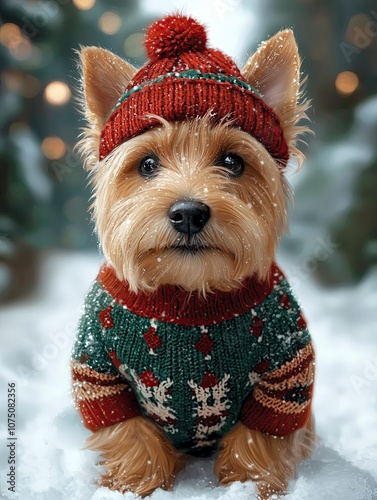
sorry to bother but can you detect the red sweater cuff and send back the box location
[71,361,141,432]
[240,343,315,436]
[240,394,312,436]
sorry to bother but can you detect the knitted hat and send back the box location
[99,14,289,164]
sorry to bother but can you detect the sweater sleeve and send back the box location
[240,341,315,436]
[71,281,141,432]
[240,271,315,436]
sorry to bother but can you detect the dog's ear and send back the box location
[79,47,137,130]
[242,30,308,152]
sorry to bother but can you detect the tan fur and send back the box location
[86,416,185,496]
[242,30,311,169]
[76,47,137,171]
[89,115,290,293]
[215,415,316,499]
[77,27,314,498]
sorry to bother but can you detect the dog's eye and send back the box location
[139,155,160,178]
[217,153,244,177]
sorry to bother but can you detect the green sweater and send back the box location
[71,263,314,454]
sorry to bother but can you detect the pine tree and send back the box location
[0,1,150,300]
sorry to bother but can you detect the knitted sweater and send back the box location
[71,263,315,454]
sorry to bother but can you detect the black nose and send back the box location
[168,200,210,235]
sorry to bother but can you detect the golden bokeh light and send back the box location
[22,75,41,98]
[11,38,33,60]
[0,23,34,60]
[0,23,23,49]
[335,71,359,95]
[124,33,144,58]
[98,12,122,35]
[44,81,71,105]
[2,71,23,93]
[2,71,41,98]
[346,13,373,48]
[41,136,66,160]
[72,0,96,11]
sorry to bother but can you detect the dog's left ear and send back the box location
[242,30,307,148]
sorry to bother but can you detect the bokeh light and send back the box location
[98,12,122,35]
[72,0,96,11]
[3,71,23,93]
[0,22,34,60]
[335,71,359,95]
[0,23,23,49]
[41,136,66,160]
[22,75,41,98]
[44,81,71,105]
[124,33,144,58]
[11,38,33,60]
[346,13,373,48]
[3,72,41,98]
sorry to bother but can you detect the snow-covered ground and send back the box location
[0,251,376,499]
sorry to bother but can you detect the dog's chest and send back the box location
[88,269,310,452]
[101,306,264,452]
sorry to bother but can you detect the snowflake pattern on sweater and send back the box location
[71,263,315,454]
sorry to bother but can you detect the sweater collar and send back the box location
[97,263,282,327]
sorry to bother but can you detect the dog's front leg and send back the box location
[86,416,185,496]
[215,415,315,499]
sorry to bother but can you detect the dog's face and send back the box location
[78,30,309,293]
[91,117,289,293]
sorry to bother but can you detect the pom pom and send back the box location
[145,14,207,61]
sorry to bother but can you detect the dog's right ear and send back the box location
[79,47,137,130]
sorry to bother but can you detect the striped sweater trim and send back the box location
[263,343,314,382]
[240,343,315,436]
[71,361,141,431]
[260,365,314,393]
[252,387,312,415]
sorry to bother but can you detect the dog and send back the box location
[71,14,316,499]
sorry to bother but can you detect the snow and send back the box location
[1,251,376,499]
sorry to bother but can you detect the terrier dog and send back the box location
[71,14,315,499]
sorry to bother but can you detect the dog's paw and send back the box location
[86,416,184,496]
[214,421,305,499]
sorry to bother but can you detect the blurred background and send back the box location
[1,0,376,303]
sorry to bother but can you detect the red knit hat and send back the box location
[99,14,289,164]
